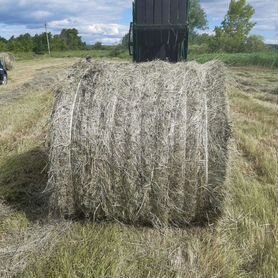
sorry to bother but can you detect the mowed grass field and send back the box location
[15,49,278,68]
[0,58,277,278]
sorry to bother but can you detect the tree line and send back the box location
[0,28,86,53]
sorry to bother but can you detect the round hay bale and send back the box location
[48,60,231,227]
[0,52,15,70]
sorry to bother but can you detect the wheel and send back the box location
[2,74,8,85]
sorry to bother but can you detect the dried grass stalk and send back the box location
[48,60,231,227]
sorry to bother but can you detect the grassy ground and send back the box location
[14,49,278,68]
[1,58,76,93]
[14,49,130,61]
[0,58,277,277]
[190,51,278,68]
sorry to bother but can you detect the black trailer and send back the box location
[129,0,190,63]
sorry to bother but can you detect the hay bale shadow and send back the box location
[0,147,49,222]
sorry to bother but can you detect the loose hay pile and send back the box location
[0,52,15,70]
[48,60,231,227]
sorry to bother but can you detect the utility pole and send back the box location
[45,22,51,56]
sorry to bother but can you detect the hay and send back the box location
[48,60,231,227]
[0,222,69,278]
[0,52,15,70]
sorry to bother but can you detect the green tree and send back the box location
[32,33,49,54]
[245,35,265,52]
[16,33,33,52]
[189,0,208,35]
[210,0,255,52]
[60,28,85,50]
[190,33,213,54]
[92,42,103,50]
[7,36,18,52]
[0,36,7,51]
[51,35,66,51]
[0,29,87,54]
[0,41,6,51]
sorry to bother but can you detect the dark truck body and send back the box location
[129,0,190,62]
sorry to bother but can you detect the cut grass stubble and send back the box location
[0,60,277,278]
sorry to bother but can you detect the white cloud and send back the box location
[48,18,79,29]
[88,24,127,37]
[198,29,215,36]
[0,0,276,44]
[265,38,278,44]
[0,0,132,44]
[31,10,52,20]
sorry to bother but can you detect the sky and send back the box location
[0,0,277,45]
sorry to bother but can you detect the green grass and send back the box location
[0,89,53,219]
[13,52,40,61]
[0,63,277,278]
[13,49,278,68]
[14,49,131,61]
[22,83,277,278]
[190,51,278,68]
[51,49,112,58]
